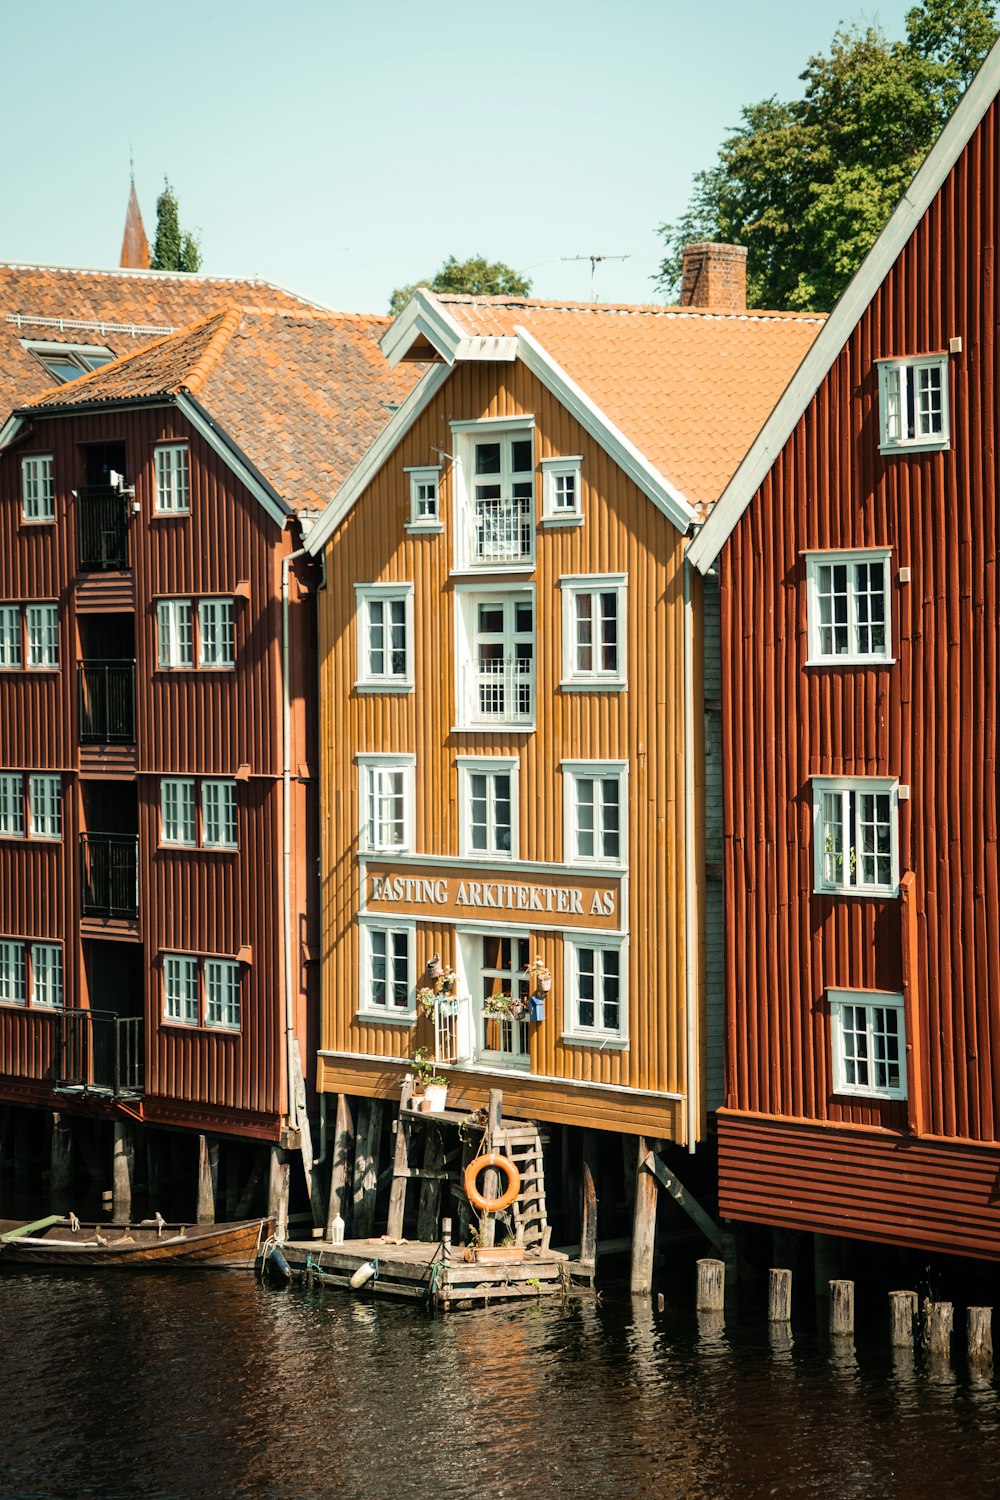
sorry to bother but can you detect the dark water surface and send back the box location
[3,1269,1000,1500]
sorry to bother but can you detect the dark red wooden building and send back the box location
[689,39,1000,1262]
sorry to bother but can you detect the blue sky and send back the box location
[2,0,915,312]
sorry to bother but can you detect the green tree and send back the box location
[389,254,532,315]
[150,179,202,273]
[655,1,998,310]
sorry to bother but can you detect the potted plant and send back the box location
[411,1046,448,1111]
[417,986,437,1019]
[528,956,551,1021]
[439,965,457,995]
[483,992,528,1021]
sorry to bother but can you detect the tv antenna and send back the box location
[562,253,630,301]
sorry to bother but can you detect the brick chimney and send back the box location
[679,242,747,311]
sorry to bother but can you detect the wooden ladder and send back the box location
[497,1122,551,1251]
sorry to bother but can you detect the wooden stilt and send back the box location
[112,1119,134,1224]
[697,1258,725,1313]
[580,1129,599,1268]
[967,1306,993,1378]
[630,1136,657,1296]
[386,1083,413,1239]
[50,1112,73,1205]
[480,1090,503,1249]
[196,1135,218,1225]
[325,1094,355,1238]
[923,1299,953,1363]
[268,1146,291,1239]
[768,1267,792,1323]
[457,1136,475,1244]
[416,1126,444,1242]
[352,1098,384,1240]
[889,1290,917,1348]
[829,1279,855,1336]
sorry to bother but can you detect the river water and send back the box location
[3,1266,1000,1500]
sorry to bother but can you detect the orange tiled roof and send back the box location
[0,261,326,418]
[435,294,826,512]
[23,303,423,514]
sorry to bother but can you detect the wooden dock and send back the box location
[275,1235,590,1309]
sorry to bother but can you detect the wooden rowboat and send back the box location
[0,1215,269,1269]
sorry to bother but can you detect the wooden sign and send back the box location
[363,860,622,932]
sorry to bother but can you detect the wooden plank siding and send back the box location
[0,402,316,1138]
[717,97,1000,1248]
[317,358,702,1140]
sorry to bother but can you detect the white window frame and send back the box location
[456,927,532,1070]
[0,606,21,669]
[358,917,416,1022]
[454,585,536,731]
[560,574,627,689]
[357,754,415,854]
[0,774,24,838]
[25,604,58,669]
[21,455,55,523]
[561,760,628,868]
[21,339,114,382]
[541,456,583,524]
[202,780,238,850]
[563,936,628,1047]
[456,755,519,860]
[157,600,194,669]
[405,466,443,532]
[154,444,191,515]
[160,778,197,846]
[877,354,950,453]
[198,599,235,669]
[28,775,61,840]
[450,415,536,573]
[163,952,200,1026]
[812,777,900,897]
[0,940,26,1006]
[355,583,414,692]
[829,988,907,1100]
[805,549,893,665]
[204,957,241,1030]
[31,943,63,1009]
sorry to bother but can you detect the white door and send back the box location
[471,933,530,1069]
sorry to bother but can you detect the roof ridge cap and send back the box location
[181,306,245,396]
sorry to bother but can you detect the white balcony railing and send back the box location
[463,657,534,726]
[465,494,534,567]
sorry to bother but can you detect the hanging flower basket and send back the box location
[483,993,528,1021]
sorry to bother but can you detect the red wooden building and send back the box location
[0,296,418,1219]
[690,40,1000,1262]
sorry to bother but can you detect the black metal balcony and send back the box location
[55,1008,144,1097]
[81,834,139,919]
[78,661,136,744]
[77,485,130,572]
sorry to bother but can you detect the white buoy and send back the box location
[349,1259,378,1289]
[330,1213,345,1245]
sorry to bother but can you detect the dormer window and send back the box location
[877,355,949,452]
[22,340,115,384]
[451,418,535,571]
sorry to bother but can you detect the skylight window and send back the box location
[21,340,116,384]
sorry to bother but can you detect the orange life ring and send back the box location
[464,1152,521,1213]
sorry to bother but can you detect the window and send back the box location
[563,762,627,865]
[452,418,535,569]
[198,600,235,668]
[542,457,583,521]
[202,781,237,849]
[829,989,906,1099]
[356,584,413,690]
[157,600,194,668]
[406,466,442,529]
[561,576,626,688]
[458,757,518,858]
[565,939,627,1043]
[204,958,240,1030]
[163,953,199,1025]
[358,756,414,853]
[806,550,892,664]
[461,931,530,1068]
[22,455,54,522]
[0,774,24,837]
[878,355,949,451]
[360,921,415,1018]
[0,941,26,1006]
[154,444,190,514]
[28,775,61,840]
[21,340,115,383]
[161,779,197,845]
[456,589,535,728]
[0,607,20,669]
[813,778,899,897]
[31,944,63,1008]
[25,605,58,669]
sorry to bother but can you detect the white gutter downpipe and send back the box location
[683,557,698,1154]
[281,545,307,1131]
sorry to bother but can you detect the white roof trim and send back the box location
[379,289,469,366]
[514,327,696,532]
[0,415,26,452]
[175,394,291,528]
[688,36,1000,574]
[304,363,453,554]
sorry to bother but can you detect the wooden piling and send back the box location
[326,1093,355,1239]
[441,1216,452,1253]
[50,1112,72,1203]
[352,1099,384,1240]
[768,1268,792,1323]
[416,1126,443,1242]
[112,1120,134,1224]
[889,1290,917,1348]
[480,1090,503,1249]
[268,1146,290,1240]
[697,1258,726,1313]
[967,1307,993,1375]
[630,1136,657,1296]
[829,1280,855,1336]
[386,1083,413,1239]
[196,1135,218,1225]
[923,1299,954,1365]
[580,1129,599,1268]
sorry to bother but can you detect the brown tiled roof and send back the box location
[0,261,325,418]
[24,304,423,514]
[435,294,826,512]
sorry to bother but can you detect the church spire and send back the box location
[119,161,150,270]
